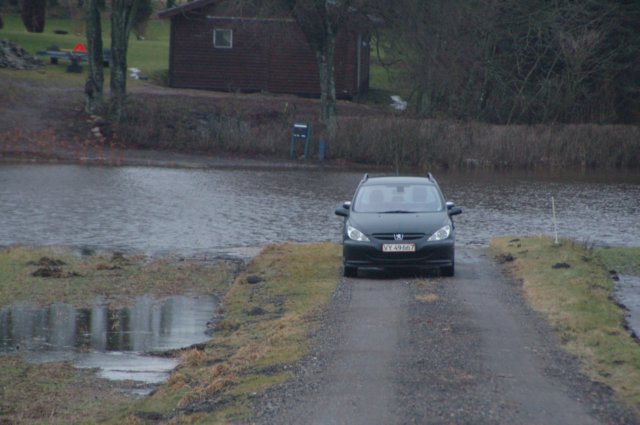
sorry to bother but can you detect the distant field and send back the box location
[0,14,170,78]
[0,14,399,94]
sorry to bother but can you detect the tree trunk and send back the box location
[110,0,138,122]
[21,0,46,32]
[315,29,337,140]
[290,0,347,142]
[84,0,104,114]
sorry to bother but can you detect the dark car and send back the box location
[335,174,462,277]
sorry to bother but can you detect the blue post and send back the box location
[318,138,326,162]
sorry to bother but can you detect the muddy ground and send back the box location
[0,77,381,163]
[252,248,637,425]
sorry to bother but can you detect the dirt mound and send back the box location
[0,39,43,69]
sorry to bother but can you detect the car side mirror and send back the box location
[448,206,462,216]
[335,207,349,217]
[446,201,462,216]
[335,201,351,217]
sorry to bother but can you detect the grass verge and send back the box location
[0,245,235,424]
[490,236,640,415]
[0,246,234,307]
[117,242,341,424]
[0,243,340,424]
[0,356,138,424]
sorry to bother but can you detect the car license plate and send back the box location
[382,243,415,253]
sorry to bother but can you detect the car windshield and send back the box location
[353,184,443,213]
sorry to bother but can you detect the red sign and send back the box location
[72,43,87,53]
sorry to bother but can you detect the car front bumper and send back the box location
[342,238,455,270]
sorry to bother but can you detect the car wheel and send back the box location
[441,263,454,277]
[344,265,358,278]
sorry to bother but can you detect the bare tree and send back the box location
[110,0,140,121]
[84,0,104,114]
[387,0,640,124]
[266,0,376,139]
[289,0,351,139]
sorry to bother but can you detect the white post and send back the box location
[552,196,559,245]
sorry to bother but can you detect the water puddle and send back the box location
[615,275,640,340]
[0,295,218,389]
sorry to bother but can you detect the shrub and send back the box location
[113,95,640,170]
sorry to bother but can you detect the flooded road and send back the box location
[0,164,639,389]
[1,164,639,256]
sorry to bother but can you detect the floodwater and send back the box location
[0,295,218,387]
[0,164,639,384]
[0,164,639,256]
[616,275,640,339]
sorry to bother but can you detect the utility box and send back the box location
[290,122,311,160]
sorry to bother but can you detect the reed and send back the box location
[115,98,640,170]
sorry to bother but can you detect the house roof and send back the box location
[158,0,381,30]
[157,0,221,19]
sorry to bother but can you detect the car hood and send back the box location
[348,211,450,235]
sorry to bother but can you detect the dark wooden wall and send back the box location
[167,10,369,97]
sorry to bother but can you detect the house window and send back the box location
[213,29,233,49]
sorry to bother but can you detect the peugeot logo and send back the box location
[393,233,404,241]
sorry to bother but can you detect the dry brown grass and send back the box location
[123,242,341,424]
[2,75,638,170]
[0,356,135,425]
[334,117,640,170]
[416,293,440,303]
[180,349,208,368]
[114,95,640,170]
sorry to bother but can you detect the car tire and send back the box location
[441,263,455,277]
[344,266,358,278]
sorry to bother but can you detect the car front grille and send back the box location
[372,233,425,241]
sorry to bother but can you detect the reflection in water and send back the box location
[0,296,217,383]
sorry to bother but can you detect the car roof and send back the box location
[362,176,437,186]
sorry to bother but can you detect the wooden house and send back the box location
[158,0,371,98]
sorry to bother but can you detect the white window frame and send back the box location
[213,28,233,49]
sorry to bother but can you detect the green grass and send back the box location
[2,14,407,98]
[491,237,640,416]
[596,247,640,276]
[365,33,413,106]
[0,356,136,425]
[0,246,233,307]
[0,14,170,78]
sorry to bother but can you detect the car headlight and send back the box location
[347,225,370,242]
[428,225,451,241]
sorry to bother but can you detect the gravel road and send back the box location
[253,247,636,424]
